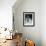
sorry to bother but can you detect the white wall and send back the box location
[13,0,41,46]
[41,0,46,46]
[0,0,16,30]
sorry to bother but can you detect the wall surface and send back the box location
[41,0,46,46]
[0,0,16,30]
[13,0,41,46]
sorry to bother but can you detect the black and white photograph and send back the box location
[23,12,35,27]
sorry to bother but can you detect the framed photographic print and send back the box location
[23,12,35,27]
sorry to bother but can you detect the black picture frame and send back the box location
[23,12,35,27]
